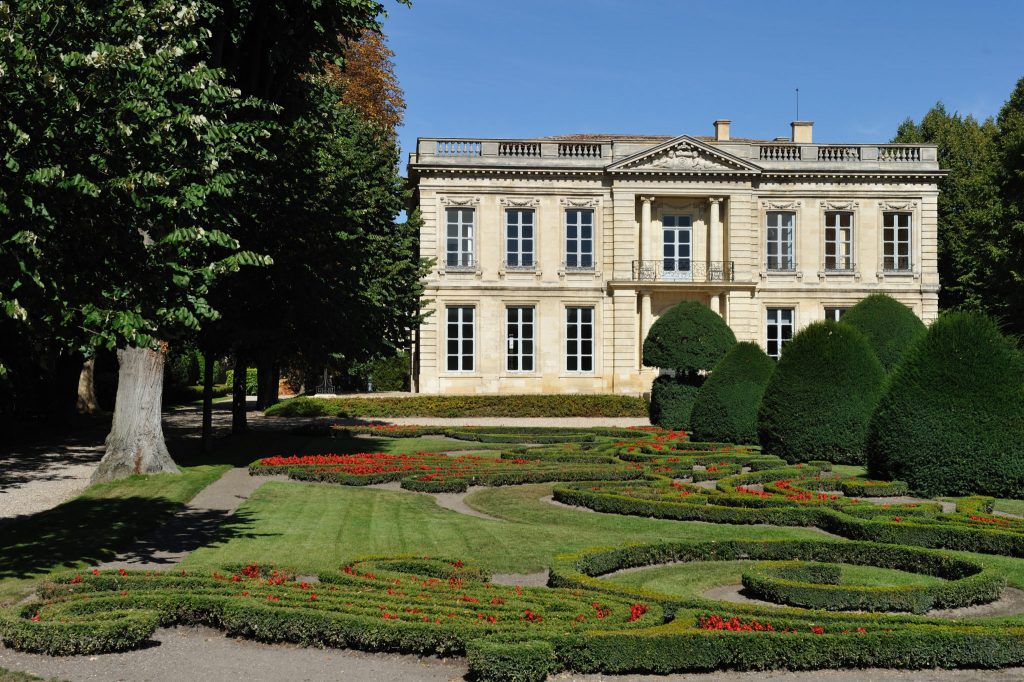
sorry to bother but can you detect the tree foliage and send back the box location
[867,312,1024,498]
[690,342,775,445]
[327,30,405,134]
[841,294,926,372]
[757,322,886,464]
[642,302,736,375]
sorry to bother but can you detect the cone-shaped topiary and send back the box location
[690,342,775,444]
[649,375,700,430]
[642,301,736,374]
[757,321,886,464]
[841,294,926,372]
[867,311,1024,498]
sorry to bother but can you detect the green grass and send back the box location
[182,481,826,575]
[831,464,867,477]
[0,669,60,682]
[0,464,228,605]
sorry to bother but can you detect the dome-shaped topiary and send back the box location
[867,311,1024,498]
[757,321,886,464]
[841,294,926,372]
[642,301,736,375]
[648,374,699,430]
[690,342,775,444]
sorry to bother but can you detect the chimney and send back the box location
[714,119,731,142]
[791,120,813,144]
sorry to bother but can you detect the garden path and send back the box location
[2,624,1023,682]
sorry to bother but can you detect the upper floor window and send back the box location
[824,211,854,271]
[566,306,594,372]
[766,307,794,360]
[445,208,475,269]
[883,212,912,271]
[824,307,848,321]
[445,306,475,372]
[505,209,534,269]
[565,209,594,270]
[766,211,795,271]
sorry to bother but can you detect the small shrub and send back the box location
[867,311,1024,498]
[757,322,885,464]
[642,301,736,374]
[690,342,775,444]
[841,294,926,372]
[225,368,259,396]
[369,352,409,392]
[648,376,699,430]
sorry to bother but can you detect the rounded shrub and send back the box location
[757,321,885,464]
[642,301,736,374]
[649,375,699,430]
[841,294,926,372]
[867,311,1024,498]
[689,342,775,444]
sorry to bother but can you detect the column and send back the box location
[639,291,652,369]
[709,197,723,316]
[640,197,653,264]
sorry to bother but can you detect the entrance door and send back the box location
[662,215,692,280]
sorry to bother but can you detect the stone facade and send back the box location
[407,121,943,395]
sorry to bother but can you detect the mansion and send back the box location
[407,120,942,395]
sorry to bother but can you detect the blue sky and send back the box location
[384,0,1023,163]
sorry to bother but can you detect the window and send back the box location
[505,209,534,269]
[445,208,475,269]
[565,209,594,269]
[662,215,692,280]
[445,306,474,372]
[824,211,854,271]
[766,211,795,270]
[566,306,594,372]
[824,307,848,321]
[766,308,794,359]
[883,212,912,271]
[506,306,534,372]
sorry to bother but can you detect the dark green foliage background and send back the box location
[867,311,1024,497]
[841,294,926,372]
[758,322,885,464]
[642,301,736,374]
[690,342,775,444]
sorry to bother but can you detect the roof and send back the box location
[544,133,779,144]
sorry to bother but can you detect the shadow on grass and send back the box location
[173,432,395,468]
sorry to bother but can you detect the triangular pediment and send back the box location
[607,136,761,174]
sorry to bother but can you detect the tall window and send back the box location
[824,307,848,321]
[824,211,854,271]
[565,209,594,269]
[883,212,912,271]
[662,215,692,279]
[445,306,474,372]
[766,308,794,360]
[566,307,594,372]
[766,211,795,271]
[505,209,534,268]
[446,208,474,268]
[506,306,534,372]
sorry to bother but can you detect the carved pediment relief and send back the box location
[879,200,918,211]
[610,136,760,174]
[820,200,859,211]
[439,196,480,207]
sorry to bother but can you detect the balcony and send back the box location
[632,260,734,282]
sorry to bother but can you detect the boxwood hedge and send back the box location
[841,294,926,372]
[690,342,775,444]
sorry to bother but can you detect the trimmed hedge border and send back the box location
[266,395,649,418]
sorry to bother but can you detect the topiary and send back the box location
[757,321,885,464]
[689,342,775,444]
[649,375,699,430]
[642,301,736,374]
[867,311,1024,498]
[841,294,926,372]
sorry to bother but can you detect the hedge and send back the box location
[648,376,699,430]
[867,311,1024,498]
[758,321,886,465]
[225,367,259,396]
[690,342,775,445]
[841,294,926,372]
[642,301,737,375]
[265,394,648,418]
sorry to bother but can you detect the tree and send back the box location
[757,321,885,464]
[867,311,1024,497]
[2,1,274,481]
[643,301,736,430]
[690,342,775,445]
[992,77,1024,338]
[327,30,405,134]
[840,294,926,372]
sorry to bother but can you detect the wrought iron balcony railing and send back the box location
[632,260,734,282]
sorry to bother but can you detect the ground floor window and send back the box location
[824,307,848,321]
[446,306,474,371]
[506,306,535,372]
[566,306,594,372]
[766,307,794,359]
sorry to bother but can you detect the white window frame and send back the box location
[824,307,848,321]
[882,212,912,272]
[824,210,854,271]
[504,209,535,269]
[662,214,693,280]
[765,211,796,271]
[445,208,475,269]
[766,307,794,360]
[565,209,595,270]
[505,306,535,373]
[565,306,595,373]
[445,306,475,372]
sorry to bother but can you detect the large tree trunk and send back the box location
[201,348,214,452]
[76,356,101,414]
[92,346,178,483]
[256,358,279,410]
[232,355,248,434]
